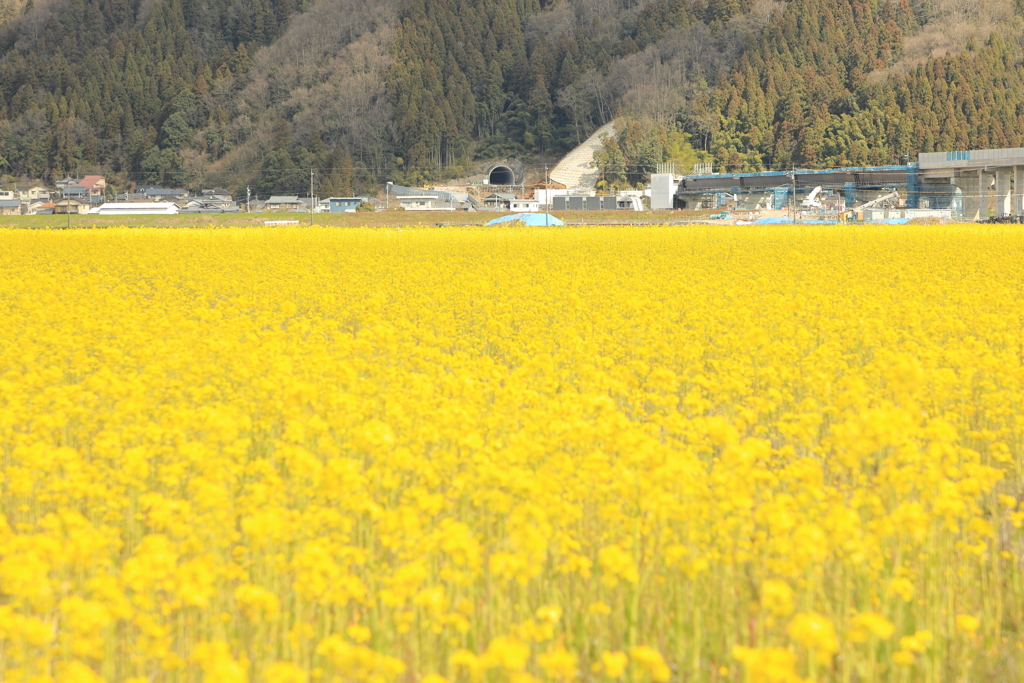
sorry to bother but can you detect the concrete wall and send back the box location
[651,174,676,210]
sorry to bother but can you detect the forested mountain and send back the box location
[0,0,1022,195]
[701,0,1024,171]
[0,0,305,180]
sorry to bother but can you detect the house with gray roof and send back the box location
[144,188,188,201]
[0,199,22,215]
[484,192,517,209]
[180,199,240,213]
[17,185,49,200]
[265,196,305,211]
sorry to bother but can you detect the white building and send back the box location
[510,199,540,212]
[862,207,951,221]
[533,188,569,206]
[397,195,456,211]
[89,203,179,215]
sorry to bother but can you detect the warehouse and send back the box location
[88,203,179,215]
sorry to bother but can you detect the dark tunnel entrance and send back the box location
[488,166,515,185]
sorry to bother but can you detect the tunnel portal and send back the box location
[488,165,515,185]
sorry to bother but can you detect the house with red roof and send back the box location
[77,175,107,202]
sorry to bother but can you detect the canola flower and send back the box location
[1,224,1023,682]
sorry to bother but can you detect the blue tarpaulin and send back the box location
[486,213,564,226]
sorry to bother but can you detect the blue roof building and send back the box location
[327,197,367,213]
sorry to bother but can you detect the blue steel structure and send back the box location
[673,163,950,210]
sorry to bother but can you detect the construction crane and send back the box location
[854,191,900,212]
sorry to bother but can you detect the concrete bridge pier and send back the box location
[996,168,1012,216]
[1016,166,1024,215]
[956,169,984,220]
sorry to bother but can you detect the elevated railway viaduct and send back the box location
[673,147,1024,218]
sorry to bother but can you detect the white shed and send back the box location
[89,202,179,215]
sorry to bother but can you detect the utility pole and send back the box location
[790,171,796,223]
[545,164,549,226]
[246,186,251,213]
[310,168,314,227]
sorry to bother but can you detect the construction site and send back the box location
[378,119,1024,223]
[655,147,1024,222]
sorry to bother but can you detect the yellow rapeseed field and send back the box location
[1,224,1023,683]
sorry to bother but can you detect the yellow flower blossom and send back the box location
[955,614,980,634]
[760,579,794,617]
[600,651,628,678]
[0,224,1020,680]
[732,646,802,683]
[234,584,281,622]
[888,577,915,603]
[265,662,308,683]
[55,660,104,683]
[628,646,671,682]
[346,624,372,643]
[315,636,405,681]
[787,612,839,658]
[899,630,932,653]
[848,612,895,642]
[598,545,638,589]
[481,636,530,672]
[191,641,247,683]
[537,647,577,680]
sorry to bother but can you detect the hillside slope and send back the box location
[0,0,27,25]
[202,0,399,196]
[1,0,1023,193]
[701,0,1024,171]
[0,0,306,186]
